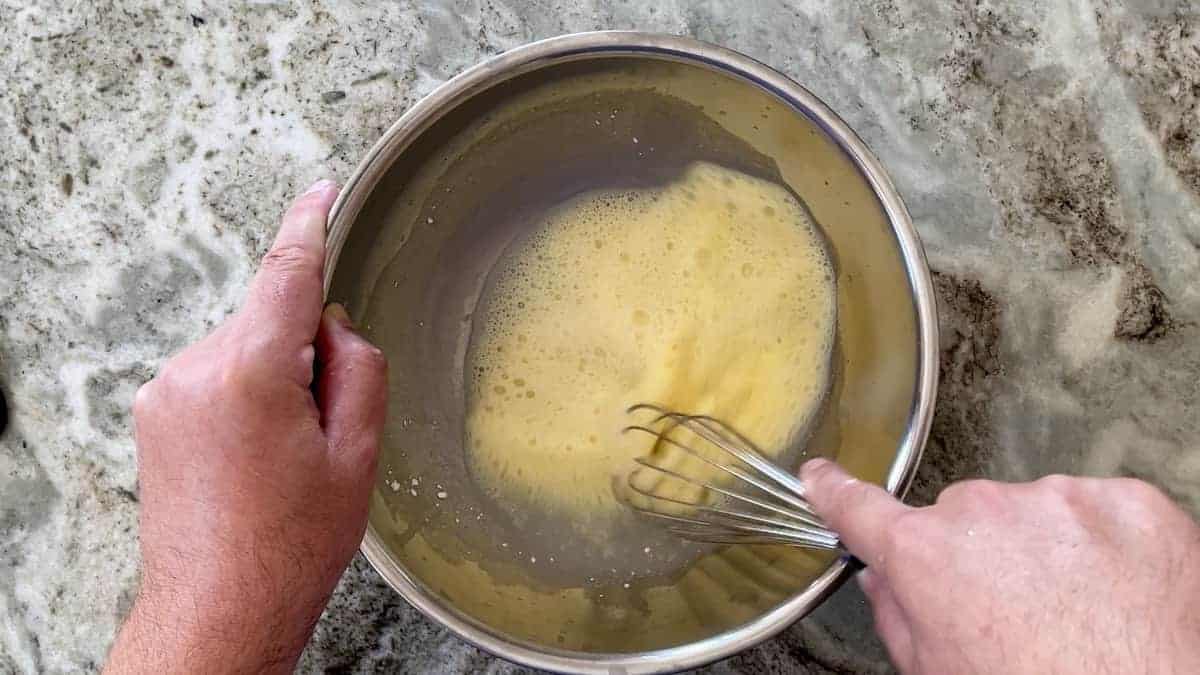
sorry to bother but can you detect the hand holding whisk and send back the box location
[620,404,863,568]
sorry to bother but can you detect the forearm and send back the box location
[105,585,318,675]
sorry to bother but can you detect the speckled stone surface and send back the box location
[3,2,1200,673]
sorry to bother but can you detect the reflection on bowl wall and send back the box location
[325,32,937,675]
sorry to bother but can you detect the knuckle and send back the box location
[132,381,158,418]
[134,355,207,417]
[967,478,1005,498]
[1035,473,1077,494]
[147,359,184,398]
[936,479,972,504]
[1033,474,1083,510]
[830,479,872,519]
[938,479,1006,509]
[261,243,321,277]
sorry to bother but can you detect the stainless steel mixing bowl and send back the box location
[324,31,937,674]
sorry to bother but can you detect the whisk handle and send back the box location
[842,554,866,572]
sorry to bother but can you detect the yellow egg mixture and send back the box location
[465,161,836,526]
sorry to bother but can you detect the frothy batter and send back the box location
[465,161,836,526]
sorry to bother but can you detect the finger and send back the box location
[857,568,915,672]
[800,458,910,565]
[241,179,339,348]
[315,304,388,479]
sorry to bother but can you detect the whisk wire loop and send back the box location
[622,404,845,552]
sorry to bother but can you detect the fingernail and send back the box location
[325,302,351,326]
[302,178,337,197]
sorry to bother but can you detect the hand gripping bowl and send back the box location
[323,32,938,674]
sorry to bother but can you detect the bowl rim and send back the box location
[325,30,939,675]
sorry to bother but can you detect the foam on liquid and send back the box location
[466,161,836,526]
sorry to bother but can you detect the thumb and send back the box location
[800,458,910,567]
[315,303,388,479]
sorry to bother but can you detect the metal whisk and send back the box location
[620,404,847,554]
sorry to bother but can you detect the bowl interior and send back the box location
[328,54,920,656]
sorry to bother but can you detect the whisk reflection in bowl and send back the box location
[620,404,848,553]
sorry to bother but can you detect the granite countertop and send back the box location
[3,1,1199,673]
